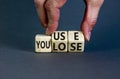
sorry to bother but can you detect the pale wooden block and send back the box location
[35,34,51,52]
[68,31,84,52]
[52,31,68,52]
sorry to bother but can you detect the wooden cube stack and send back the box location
[35,31,84,53]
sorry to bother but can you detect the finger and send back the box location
[45,0,60,35]
[81,0,104,41]
[34,0,47,28]
[45,0,67,35]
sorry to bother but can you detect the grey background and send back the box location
[0,0,120,79]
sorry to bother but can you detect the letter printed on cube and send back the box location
[52,31,68,52]
[35,34,51,52]
[68,31,84,52]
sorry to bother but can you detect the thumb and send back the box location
[81,0,104,41]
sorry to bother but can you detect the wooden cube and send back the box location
[35,34,51,52]
[52,31,68,52]
[68,31,84,52]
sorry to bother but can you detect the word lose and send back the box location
[35,31,84,52]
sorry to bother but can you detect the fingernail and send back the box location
[45,28,49,35]
[86,32,91,41]
[45,27,52,35]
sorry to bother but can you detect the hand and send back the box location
[81,0,104,41]
[34,0,104,41]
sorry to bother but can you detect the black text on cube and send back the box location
[52,31,68,52]
[68,31,84,52]
[35,34,51,52]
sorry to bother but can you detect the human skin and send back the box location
[34,0,104,41]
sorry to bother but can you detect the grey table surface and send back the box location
[0,0,120,79]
